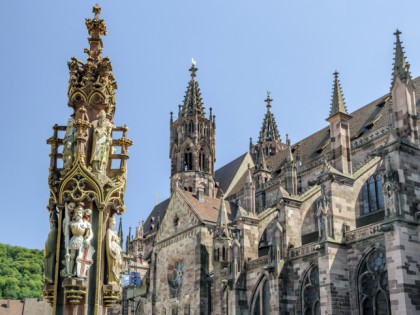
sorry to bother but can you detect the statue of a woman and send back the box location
[91,110,112,173]
[63,118,76,169]
[44,212,58,283]
[106,216,122,285]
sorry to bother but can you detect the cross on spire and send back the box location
[329,70,348,117]
[259,91,280,142]
[391,29,411,87]
[265,90,273,110]
[189,58,198,79]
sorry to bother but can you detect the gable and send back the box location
[156,189,202,242]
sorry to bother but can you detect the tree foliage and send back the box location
[0,243,44,299]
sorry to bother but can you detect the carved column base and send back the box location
[63,278,87,305]
[43,284,55,306]
[103,284,121,308]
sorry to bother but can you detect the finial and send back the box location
[170,111,173,123]
[286,133,291,146]
[189,58,198,79]
[264,90,273,109]
[391,29,411,87]
[394,29,401,37]
[93,4,101,19]
[329,70,348,117]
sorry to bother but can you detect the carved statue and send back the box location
[61,202,94,278]
[63,118,76,169]
[44,212,58,284]
[91,110,112,173]
[106,216,122,285]
[317,189,333,240]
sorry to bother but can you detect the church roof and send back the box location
[182,191,237,224]
[143,76,420,237]
[282,76,420,170]
[215,152,253,197]
[143,198,170,236]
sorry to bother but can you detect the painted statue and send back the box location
[91,110,112,173]
[44,212,58,284]
[61,202,94,278]
[63,118,76,169]
[106,216,122,285]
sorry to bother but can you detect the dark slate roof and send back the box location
[143,198,170,236]
[215,152,248,195]
[288,76,420,168]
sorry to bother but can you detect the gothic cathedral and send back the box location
[44,6,420,315]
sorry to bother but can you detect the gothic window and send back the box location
[184,149,192,171]
[251,279,270,315]
[358,249,390,315]
[188,121,194,135]
[199,148,205,171]
[360,174,384,215]
[301,265,320,315]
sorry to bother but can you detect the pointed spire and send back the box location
[260,150,268,171]
[392,29,411,87]
[286,145,294,162]
[259,91,281,142]
[85,4,107,62]
[216,195,230,238]
[118,217,123,248]
[126,226,132,253]
[329,71,348,117]
[181,59,205,117]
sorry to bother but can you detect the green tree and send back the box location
[0,243,44,299]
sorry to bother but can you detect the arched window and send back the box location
[360,174,384,215]
[184,149,192,171]
[199,148,205,171]
[188,121,194,135]
[251,279,270,315]
[301,265,320,315]
[358,249,390,315]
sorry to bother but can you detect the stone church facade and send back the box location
[125,32,420,315]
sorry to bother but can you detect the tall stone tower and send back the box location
[43,5,132,315]
[169,60,217,197]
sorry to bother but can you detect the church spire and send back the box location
[181,59,205,117]
[391,29,411,87]
[259,91,280,142]
[118,217,123,249]
[216,195,230,238]
[329,71,348,117]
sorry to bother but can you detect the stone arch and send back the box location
[258,213,282,257]
[249,274,271,315]
[356,246,390,315]
[353,161,382,215]
[299,262,320,315]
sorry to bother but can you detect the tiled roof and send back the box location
[181,191,237,224]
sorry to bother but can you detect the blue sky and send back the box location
[1,0,420,249]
